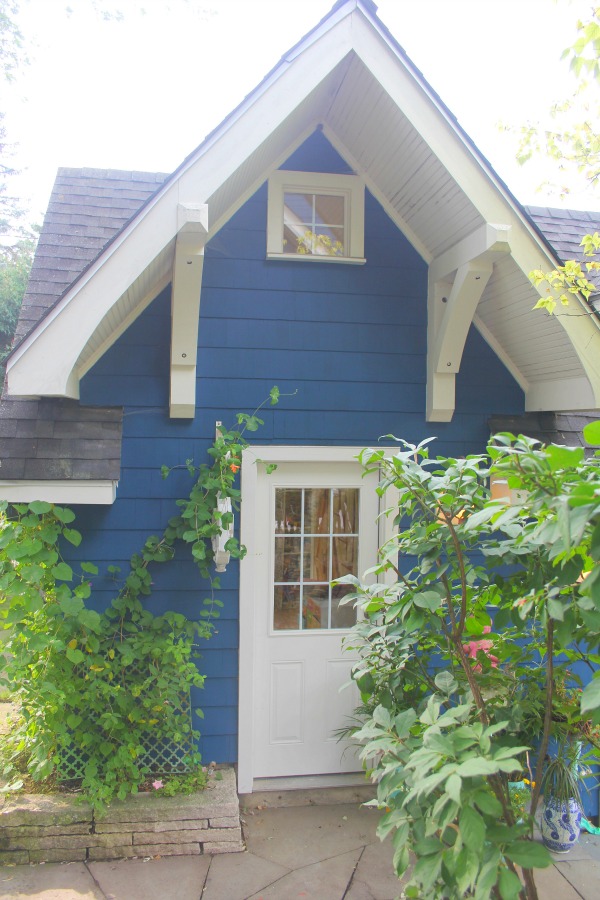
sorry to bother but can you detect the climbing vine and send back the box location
[0,388,281,808]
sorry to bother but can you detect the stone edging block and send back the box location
[0,768,243,864]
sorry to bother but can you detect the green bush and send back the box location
[342,424,600,900]
[0,389,281,808]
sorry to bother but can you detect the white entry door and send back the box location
[238,449,379,792]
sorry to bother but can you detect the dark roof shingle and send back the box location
[14,168,168,345]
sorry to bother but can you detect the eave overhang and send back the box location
[0,480,117,504]
[5,0,600,417]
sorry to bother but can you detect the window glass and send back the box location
[283,192,345,257]
[273,486,359,631]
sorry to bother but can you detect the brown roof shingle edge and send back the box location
[0,398,123,482]
[0,170,164,485]
[13,168,168,347]
[489,412,599,452]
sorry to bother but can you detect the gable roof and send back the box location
[4,0,600,418]
[13,170,599,353]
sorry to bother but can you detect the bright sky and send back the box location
[5,0,600,225]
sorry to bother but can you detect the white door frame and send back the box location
[238,445,389,794]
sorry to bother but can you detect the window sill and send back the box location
[266,252,366,265]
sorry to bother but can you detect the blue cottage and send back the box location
[2,0,599,795]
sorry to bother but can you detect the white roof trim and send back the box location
[0,480,117,505]
[5,0,600,412]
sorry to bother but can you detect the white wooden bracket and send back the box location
[170,203,209,418]
[427,223,511,422]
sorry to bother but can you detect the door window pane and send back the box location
[273,585,300,631]
[333,488,359,533]
[275,488,302,533]
[274,536,301,582]
[332,536,358,581]
[303,536,329,582]
[273,487,359,631]
[303,585,329,630]
[331,584,356,629]
[304,488,330,534]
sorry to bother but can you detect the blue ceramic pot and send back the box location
[541,796,582,853]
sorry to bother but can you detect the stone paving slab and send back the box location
[346,840,406,900]
[0,861,103,899]
[202,848,290,899]
[243,802,379,869]
[552,857,600,900]
[0,798,599,899]
[246,848,363,900]
[533,863,582,900]
[88,855,211,899]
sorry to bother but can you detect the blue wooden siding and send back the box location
[77,131,524,764]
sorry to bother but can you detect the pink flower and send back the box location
[463,626,498,671]
[152,780,164,790]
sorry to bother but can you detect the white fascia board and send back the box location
[175,23,354,206]
[349,15,600,407]
[7,181,181,397]
[507,229,600,408]
[525,377,596,412]
[0,480,117,504]
[6,21,355,400]
[77,270,172,381]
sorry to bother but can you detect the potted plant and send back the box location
[540,739,584,853]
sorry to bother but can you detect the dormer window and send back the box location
[267,171,365,264]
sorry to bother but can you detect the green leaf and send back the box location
[66,647,85,665]
[546,444,584,470]
[434,671,458,695]
[59,595,85,617]
[472,790,503,817]
[581,676,600,715]
[504,840,552,869]
[591,522,600,561]
[53,506,76,524]
[28,500,52,515]
[498,867,524,900]
[373,705,392,728]
[63,528,82,547]
[463,504,502,531]
[459,806,485,853]
[583,419,600,445]
[547,597,565,621]
[456,758,497,777]
[413,591,442,611]
[81,562,99,575]
[52,562,73,581]
[446,773,462,803]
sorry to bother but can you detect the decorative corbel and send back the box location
[170,203,209,418]
[427,224,511,421]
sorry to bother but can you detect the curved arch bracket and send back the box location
[427,224,511,422]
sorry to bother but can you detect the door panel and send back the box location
[252,461,378,780]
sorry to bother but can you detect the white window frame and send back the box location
[266,170,366,264]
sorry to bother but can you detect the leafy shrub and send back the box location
[341,424,600,899]
[0,390,281,808]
